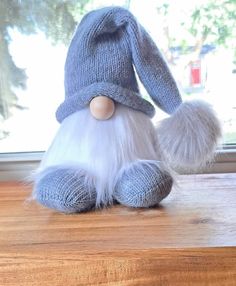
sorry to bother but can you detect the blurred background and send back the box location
[0,0,235,153]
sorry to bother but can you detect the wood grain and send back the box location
[0,174,236,285]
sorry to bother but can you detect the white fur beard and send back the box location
[36,105,160,206]
[34,100,221,206]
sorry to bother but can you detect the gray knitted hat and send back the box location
[56,6,182,123]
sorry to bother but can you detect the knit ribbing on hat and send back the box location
[56,6,182,123]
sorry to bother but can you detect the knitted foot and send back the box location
[114,161,173,208]
[34,167,96,213]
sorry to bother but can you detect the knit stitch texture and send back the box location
[114,161,173,208]
[56,6,182,123]
[35,168,96,213]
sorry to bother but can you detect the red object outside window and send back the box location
[190,60,201,86]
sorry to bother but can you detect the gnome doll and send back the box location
[33,7,221,213]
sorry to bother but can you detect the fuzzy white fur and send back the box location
[156,100,222,172]
[35,100,221,206]
[36,104,163,206]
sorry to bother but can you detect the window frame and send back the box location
[0,147,235,181]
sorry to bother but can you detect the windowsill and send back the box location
[0,148,236,181]
[0,152,41,181]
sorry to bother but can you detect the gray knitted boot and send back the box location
[34,167,96,213]
[114,161,173,208]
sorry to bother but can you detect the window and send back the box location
[0,0,235,155]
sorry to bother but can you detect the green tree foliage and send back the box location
[186,0,236,55]
[156,0,236,63]
[0,0,89,120]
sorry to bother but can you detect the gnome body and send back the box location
[33,7,221,213]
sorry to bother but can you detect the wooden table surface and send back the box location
[0,174,236,285]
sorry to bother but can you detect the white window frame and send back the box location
[0,147,235,181]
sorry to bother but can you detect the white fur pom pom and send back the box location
[156,100,222,172]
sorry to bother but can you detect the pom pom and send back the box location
[156,100,222,172]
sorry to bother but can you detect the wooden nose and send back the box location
[89,96,115,120]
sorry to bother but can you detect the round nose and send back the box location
[89,96,115,120]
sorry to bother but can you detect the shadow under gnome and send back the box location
[33,6,221,213]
